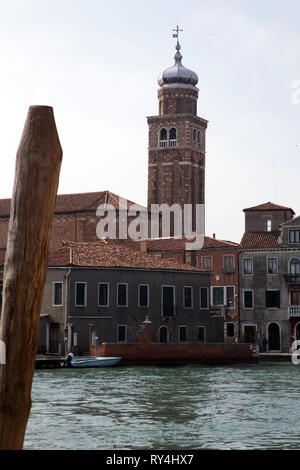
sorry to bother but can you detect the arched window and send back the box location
[193,129,196,142]
[159,326,168,343]
[197,131,201,144]
[169,127,177,140]
[160,128,167,141]
[290,258,300,275]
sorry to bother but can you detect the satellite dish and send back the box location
[278,236,283,245]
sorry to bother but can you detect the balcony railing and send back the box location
[284,274,300,284]
[288,306,300,318]
[159,140,168,148]
[169,139,177,147]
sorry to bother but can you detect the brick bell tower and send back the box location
[147,27,207,232]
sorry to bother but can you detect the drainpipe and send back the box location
[64,247,72,355]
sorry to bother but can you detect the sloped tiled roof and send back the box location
[140,236,239,252]
[0,190,147,217]
[48,241,209,273]
[240,231,280,249]
[243,202,295,214]
[281,214,300,227]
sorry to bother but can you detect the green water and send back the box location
[24,362,300,450]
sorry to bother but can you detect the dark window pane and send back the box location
[291,258,300,275]
[118,326,126,342]
[200,287,208,309]
[289,230,300,243]
[162,286,175,316]
[184,287,192,308]
[76,283,86,306]
[99,283,108,306]
[54,282,62,305]
[243,258,253,274]
[223,255,234,273]
[160,128,167,140]
[159,326,168,343]
[244,291,253,309]
[118,284,127,306]
[226,286,234,307]
[226,323,235,337]
[169,127,177,140]
[179,326,187,342]
[268,258,278,274]
[139,285,148,307]
[266,291,280,308]
[213,287,224,305]
[197,327,205,342]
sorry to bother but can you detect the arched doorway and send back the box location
[268,323,280,351]
[159,326,168,343]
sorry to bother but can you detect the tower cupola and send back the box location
[158,41,198,89]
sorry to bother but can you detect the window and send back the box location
[183,286,193,309]
[212,286,224,306]
[266,291,280,309]
[267,258,278,275]
[0,282,2,310]
[263,217,272,232]
[53,282,63,306]
[162,286,175,316]
[226,323,235,338]
[243,258,253,275]
[185,251,197,266]
[200,287,209,309]
[98,283,109,307]
[160,128,167,141]
[223,255,234,273]
[201,256,212,270]
[138,284,149,308]
[117,325,127,343]
[179,326,187,342]
[244,290,253,309]
[291,291,300,305]
[290,258,300,275]
[197,131,201,144]
[169,127,177,140]
[289,230,300,244]
[193,129,197,142]
[117,283,128,307]
[226,286,235,308]
[75,282,87,307]
[197,326,205,343]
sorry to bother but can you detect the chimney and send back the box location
[213,233,216,239]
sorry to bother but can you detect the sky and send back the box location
[0,0,299,243]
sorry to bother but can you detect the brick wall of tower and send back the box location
[147,112,207,213]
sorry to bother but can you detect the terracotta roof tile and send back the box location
[240,232,280,249]
[243,202,295,214]
[49,241,208,272]
[141,236,239,252]
[0,190,147,217]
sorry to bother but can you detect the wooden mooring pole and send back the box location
[0,106,62,449]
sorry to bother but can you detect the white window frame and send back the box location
[52,281,63,307]
[117,282,128,307]
[200,287,209,310]
[197,326,206,343]
[161,285,176,317]
[183,286,193,309]
[138,284,149,308]
[117,324,127,343]
[75,282,87,307]
[243,257,253,276]
[201,255,212,270]
[267,257,278,275]
[98,282,109,307]
[243,289,254,309]
[225,285,235,308]
[178,325,188,343]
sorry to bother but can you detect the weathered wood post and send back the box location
[0,105,62,449]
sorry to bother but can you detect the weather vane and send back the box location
[172,25,183,43]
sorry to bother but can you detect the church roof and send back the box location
[158,40,198,89]
[0,190,147,217]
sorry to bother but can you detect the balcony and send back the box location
[169,139,177,147]
[288,306,300,318]
[159,140,168,148]
[284,274,300,285]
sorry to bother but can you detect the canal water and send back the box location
[24,362,300,450]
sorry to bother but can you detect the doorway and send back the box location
[268,323,280,351]
[244,325,256,343]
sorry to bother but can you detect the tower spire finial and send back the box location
[172,25,183,50]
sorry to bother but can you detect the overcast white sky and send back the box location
[0,0,299,243]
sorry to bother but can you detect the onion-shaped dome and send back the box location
[158,42,198,88]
